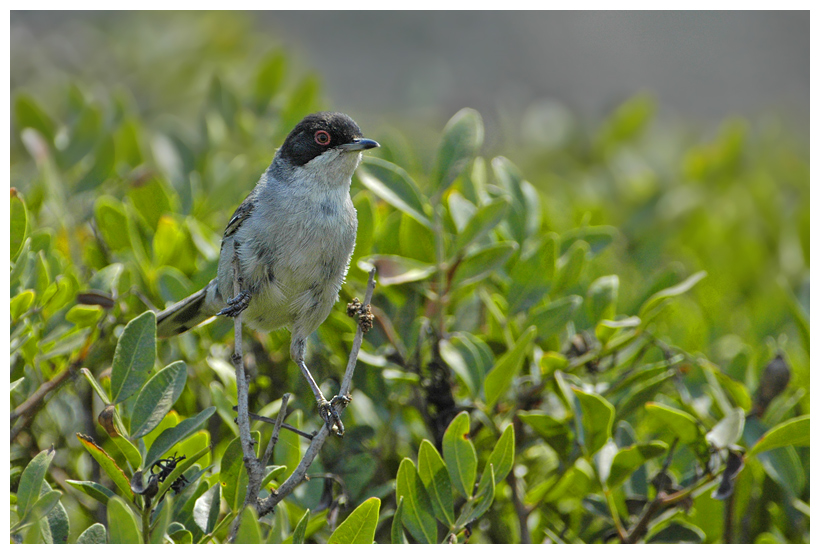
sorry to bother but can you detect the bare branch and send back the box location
[258,268,377,517]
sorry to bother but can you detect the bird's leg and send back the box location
[217,290,252,317]
[291,337,345,437]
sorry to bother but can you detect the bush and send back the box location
[10,14,809,544]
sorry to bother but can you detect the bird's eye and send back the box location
[314,130,331,146]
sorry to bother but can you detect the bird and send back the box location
[156,111,379,433]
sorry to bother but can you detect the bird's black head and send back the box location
[277,112,379,167]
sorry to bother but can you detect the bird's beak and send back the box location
[338,138,380,152]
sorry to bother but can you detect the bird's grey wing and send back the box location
[222,195,257,241]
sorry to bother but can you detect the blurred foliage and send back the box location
[10,12,809,544]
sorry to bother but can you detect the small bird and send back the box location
[157,112,379,432]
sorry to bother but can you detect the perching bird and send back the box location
[156,112,379,433]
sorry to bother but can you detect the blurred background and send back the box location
[11,9,810,357]
[10,11,810,543]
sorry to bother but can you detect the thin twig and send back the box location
[260,393,290,468]
[245,410,314,440]
[257,268,376,517]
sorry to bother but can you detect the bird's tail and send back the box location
[156,279,222,337]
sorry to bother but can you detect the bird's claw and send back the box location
[217,290,252,318]
[319,396,351,437]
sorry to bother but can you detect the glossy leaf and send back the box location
[291,508,310,544]
[107,495,141,544]
[110,311,157,404]
[452,241,518,287]
[431,108,484,198]
[645,403,703,446]
[16,447,55,518]
[395,458,437,544]
[442,411,477,499]
[484,326,537,407]
[587,275,619,323]
[573,387,615,455]
[328,497,380,544]
[528,296,582,341]
[454,196,509,252]
[748,414,809,456]
[235,506,262,544]
[553,240,589,293]
[417,440,454,525]
[193,483,221,534]
[143,406,216,469]
[130,361,188,438]
[486,424,515,485]
[66,480,116,505]
[358,157,430,227]
[360,254,435,286]
[391,496,406,544]
[606,442,668,489]
[10,189,28,260]
[76,434,132,500]
[639,271,707,323]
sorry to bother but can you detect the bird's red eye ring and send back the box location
[314,130,331,146]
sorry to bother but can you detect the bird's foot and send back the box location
[217,290,252,318]
[319,395,351,437]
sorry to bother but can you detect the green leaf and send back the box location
[431,108,484,198]
[528,296,582,342]
[417,440,454,525]
[560,225,618,255]
[291,508,310,544]
[130,361,188,438]
[748,415,809,456]
[573,387,615,455]
[10,189,28,260]
[80,368,111,405]
[10,289,35,320]
[107,495,141,544]
[150,494,173,544]
[615,370,675,419]
[234,506,262,544]
[14,94,55,141]
[454,196,509,252]
[193,483,221,534]
[94,197,131,251]
[391,497,406,544]
[452,241,518,287]
[553,240,589,293]
[328,497,380,544]
[360,254,435,286]
[706,407,745,449]
[442,412,477,500]
[587,275,619,323]
[66,480,116,505]
[606,442,668,489]
[76,434,132,500]
[517,411,573,457]
[111,311,157,404]
[456,464,495,527]
[220,435,249,513]
[65,305,104,327]
[13,490,62,532]
[645,403,703,445]
[170,528,193,543]
[486,424,515,485]
[42,483,70,544]
[395,458,437,544]
[143,406,216,469]
[647,521,705,544]
[483,326,537,407]
[639,271,707,323]
[358,157,430,227]
[76,523,107,544]
[16,448,56,518]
